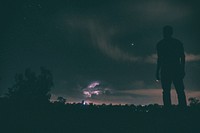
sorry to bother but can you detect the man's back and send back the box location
[156,37,184,75]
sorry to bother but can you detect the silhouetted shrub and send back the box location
[6,67,53,104]
[56,96,66,104]
[188,97,200,106]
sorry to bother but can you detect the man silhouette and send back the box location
[156,25,187,107]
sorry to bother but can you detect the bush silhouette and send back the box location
[6,67,53,104]
[188,97,200,106]
[56,96,66,104]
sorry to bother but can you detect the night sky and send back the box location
[1,0,200,105]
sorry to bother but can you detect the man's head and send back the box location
[163,25,173,38]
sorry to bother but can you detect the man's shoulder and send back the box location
[171,38,183,45]
[157,38,183,46]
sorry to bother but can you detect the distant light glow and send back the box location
[83,91,91,97]
[83,90,101,97]
[83,81,101,97]
[155,80,160,83]
[88,81,100,88]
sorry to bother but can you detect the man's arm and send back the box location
[180,44,185,78]
[156,44,161,80]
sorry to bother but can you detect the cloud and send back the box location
[144,54,157,64]
[62,10,199,64]
[79,20,200,64]
[128,0,192,22]
[83,81,113,98]
[62,15,143,63]
[116,88,200,105]
[185,53,200,62]
[52,86,200,105]
[117,89,161,98]
[88,22,142,62]
[89,24,200,64]
[187,90,200,99]
[144,53,200,64]
[82,88,200,105]
[129,80,146,89]
[80,88,162,105]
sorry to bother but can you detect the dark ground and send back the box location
[0,102,200,133]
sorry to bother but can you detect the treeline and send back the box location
[1,97,200,133]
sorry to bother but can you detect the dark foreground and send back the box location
[0,103,200,133]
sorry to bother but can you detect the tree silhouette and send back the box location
[57,96,66,104]
[6,67,53,104]
[188,97,200,106]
